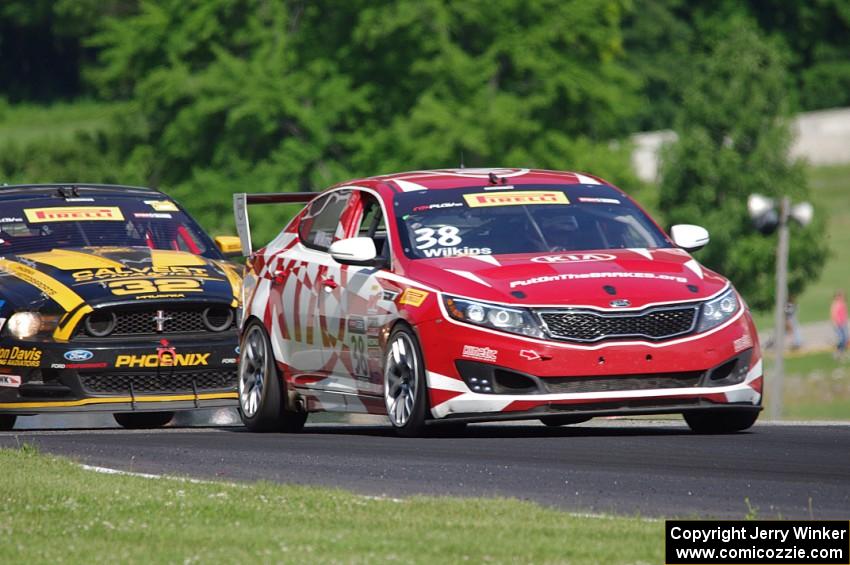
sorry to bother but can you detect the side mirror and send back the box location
[670,224,710,252]
[329,237,380,266]
[214,235,243,257]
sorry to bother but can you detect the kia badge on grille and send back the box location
[609,299,631,308]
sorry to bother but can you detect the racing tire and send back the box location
[383,326,429,438]
[683,409,759,434]
[539,415,592,427]
[113,412,174,429]
[0,414,16,430]
[238,320,307,433]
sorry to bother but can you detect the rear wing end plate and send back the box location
[233,192,316,256]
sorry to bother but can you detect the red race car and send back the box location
[233,168,761,436]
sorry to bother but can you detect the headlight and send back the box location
[696,288,740,332]
[6,312,60,339]
[443,295,545,338]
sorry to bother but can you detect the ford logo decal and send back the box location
[609,299,631,308]
[64,349,94,362]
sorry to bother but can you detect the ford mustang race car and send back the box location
[234,168,761,436]
[0,184,242,430]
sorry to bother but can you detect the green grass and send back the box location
[0,100,125,145]
[763,351,850,420]
[753,163,850,329]
[0,447,662,564]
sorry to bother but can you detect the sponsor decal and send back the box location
[24,206,124,223]
[520,349,541,361]
[381,290,400,302]
[144,200,179,212]
[0,346,42,367]
[221,358,238,365]
[463,191,569,208]
[115,353,210,368]
[0,217,23,223]
[510,271,689,289]
[0,374,21,388]
[421,246,492,258]
[609,299,631,308]
[578,197,621,204]
[64,197,95,202]
[462,345,498,363]
[64,349,94,362]
[65,362,108,369]
[531,253,616,264]
[134,293,186,300]
[51,363,65,369]
[398,288,429,307]
[347,317,367,335]
[412,202,463,212]
[733,334,754,352]
[72,265,211,282]
[134,212,173,219]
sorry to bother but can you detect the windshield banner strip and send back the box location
[463,191,570,208]
[24,206,125,223]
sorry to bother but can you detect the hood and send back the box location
[0,247,240,314]
[402,248,728,308]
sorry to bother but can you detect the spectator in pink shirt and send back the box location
[831,291,848,359]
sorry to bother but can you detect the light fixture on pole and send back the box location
[747,194,813,420]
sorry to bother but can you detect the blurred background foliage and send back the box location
[1,0,845,311]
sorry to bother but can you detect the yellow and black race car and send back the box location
[0,184,243,429]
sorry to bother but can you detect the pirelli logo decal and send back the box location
[398,288,429,307]
[463,191,569,208]
[24,206,124,223]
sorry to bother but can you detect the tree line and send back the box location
[0,0,836,310]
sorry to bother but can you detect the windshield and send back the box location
[0,195,221,258]
[395,185,670,259]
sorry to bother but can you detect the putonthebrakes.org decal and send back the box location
[510,271,689,289]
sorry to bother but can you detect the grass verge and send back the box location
[763,351,850,420]
[0,447,661,563]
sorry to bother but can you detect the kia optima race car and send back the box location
[0,184,242,430]
[234,168,761,436]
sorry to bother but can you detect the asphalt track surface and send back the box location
[2,416,848,519]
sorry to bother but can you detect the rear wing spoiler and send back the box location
[233,192,316,256]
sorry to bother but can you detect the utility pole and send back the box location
[771,196,790,420]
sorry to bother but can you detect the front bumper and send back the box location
[0,335,239,414]
[417,308,763,420]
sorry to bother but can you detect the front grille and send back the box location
[538,306,697,342]
[74,305,236,338]
[542,371,703,394]
[79,369,237,394]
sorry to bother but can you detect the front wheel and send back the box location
[384,326,429,437]
[0,414,16,430]
[238,321,307,432]
[684,409,759,434]
[114,412,173,429]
